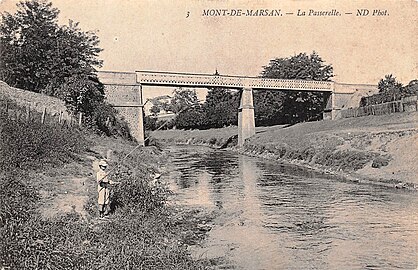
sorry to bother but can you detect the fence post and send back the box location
[41,107,46,124]
[5,100,9,117]
[78,112,83,127]
[26,106,30,121]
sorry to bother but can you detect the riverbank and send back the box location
[0,113,212,269]
[152,112,418,190]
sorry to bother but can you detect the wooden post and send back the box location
[78,112,83,127]
[5,100,8,117]
[26,106,30,121]
[41,108,46,124]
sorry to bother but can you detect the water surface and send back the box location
[165,145,417,269]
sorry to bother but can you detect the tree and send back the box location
[0,0,130,138]
[150,89,199,116]
[0,0,102,94]
[402,79,418,96]
[360,75,415,107]
[58,74,105,115]
[261,51,333,81]
[260,51,333,123]
[377,74,403,94]
[175,105,206,129]
[149,95,171,117]
[253,90,286,126]
[170,88,200,114]
[203,88,240,128]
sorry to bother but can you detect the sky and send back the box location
[0,0,416,87]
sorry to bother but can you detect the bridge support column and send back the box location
[323,91,337,120]
[238,88,255,147]
[137,84,145,146]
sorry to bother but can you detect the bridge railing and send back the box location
[136,71,334,91]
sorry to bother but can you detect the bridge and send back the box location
[98,70,376,147]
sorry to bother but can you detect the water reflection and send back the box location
[165,145,418,270]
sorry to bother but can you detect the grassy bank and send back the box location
[0,112,210,269]
[151,126,239,148]
[152,112,418,188]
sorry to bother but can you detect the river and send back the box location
[164,145,417,270]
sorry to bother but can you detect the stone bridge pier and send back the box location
[238,88,255,147]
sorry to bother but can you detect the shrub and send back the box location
[372,155,391,168]
[144,115,158,131]
[209,137,217,145]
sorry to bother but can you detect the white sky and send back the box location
[1,0,416,89]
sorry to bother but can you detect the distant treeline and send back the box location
[360,75,417,107]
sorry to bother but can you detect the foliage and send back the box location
[202,87,240,128]
[0,0,60,90]
[58,74,105,114]
[150,89,199,116]
[260,51,333,123]
[360,76,416,107]
[261,51,333,81]
[0,115,86,172]
[377,74,403,94]
[0,115,207,269]
[105,148,168,214]
[88,101,132,139]
[170,88,200,114]
[175,104,206,129]
[144,115,158,130]
[253,90,286,126]
[402,79,418,96]
[0,0,102,93]
[0,1,129,138]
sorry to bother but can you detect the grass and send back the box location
[0,106,211,269]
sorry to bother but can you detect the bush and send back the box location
[87,101,132,140]
[144,115,158,131]
[372,155,391,168]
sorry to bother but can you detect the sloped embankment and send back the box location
[152,112,418,188]
[0,80,70,118]
[242,112,418,188]
[0,86,211,269]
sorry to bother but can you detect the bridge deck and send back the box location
[136,71,334,91]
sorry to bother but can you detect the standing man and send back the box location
[97,159,118,218]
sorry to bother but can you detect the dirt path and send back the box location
[39,176,90,220]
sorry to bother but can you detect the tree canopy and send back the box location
[0,0,102,93]
[0,0,130,138]
[259,51,333,124]
[261,51,333,81]
[377,74,403,94]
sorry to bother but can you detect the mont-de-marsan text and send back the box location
[202,9,282,17]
